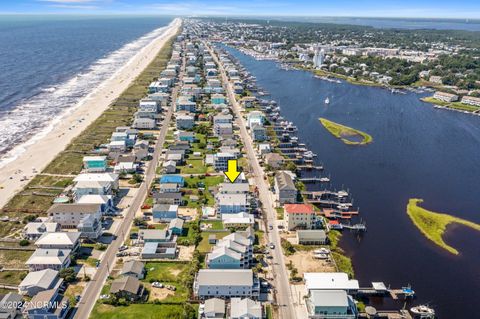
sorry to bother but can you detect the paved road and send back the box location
[207,43,298,319]
[73,40,184,319]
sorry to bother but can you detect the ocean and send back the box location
[0,15,173,166]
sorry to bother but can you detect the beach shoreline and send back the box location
[0,18,181,209]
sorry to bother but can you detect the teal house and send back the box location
[206,246,245,269]
[83,156,107,172]
[306,290,358,319]
[211,94,226,105]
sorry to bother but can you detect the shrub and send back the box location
[19,239,30,246]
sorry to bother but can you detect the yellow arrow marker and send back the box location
[224,159,241,183]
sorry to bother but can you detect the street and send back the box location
[73,40,184,319]
[207,42,300,319]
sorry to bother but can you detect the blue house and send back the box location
[178,131,196,142]
[159,175,185,187]
[168,218,185,235]
[152,204,178,222]
[206,246,244,269]
[211,94,226,105]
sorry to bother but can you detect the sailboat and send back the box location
[324,97,330,104]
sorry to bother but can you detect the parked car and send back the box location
[151,282,164,288]
[269,243,275,249]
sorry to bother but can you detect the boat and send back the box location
[402,285,416,297]
[314,248,330,254]
[319,177,330,182]
[324,97,330,104]
[410,305,435,318]
[313,253,329,259]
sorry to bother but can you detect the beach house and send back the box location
[230,298,263,319]
[250,124,267,141]
[152,204,179,222]
[246,111,265,128]
[82,156,107,172]
[34,232,80,251]
[47,203,102,230]
[18,269,62,297]
[203,298,226,319]
[206,246,244,269]
[214,122,233,137]
[120,260,145,280]
[176,96,197,112]
[274,171,297,204]
[168,218,185,235]
[284,204,317,231]
[216,193,249,215]
[23,222,60,241]
[26,249,72,271]
[194,269,259,299]
[176,113,195,129]
[74,173,119,190]
[22,289,70,319]
[159,175,185,187]
[213,152,236,171]
[110,277,145,302]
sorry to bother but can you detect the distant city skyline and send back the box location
[1,0,480,19]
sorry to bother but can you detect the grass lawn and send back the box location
[180,159,208,174]
[144,262,189,283]
[198,231,230,253]
[275,207,284,220]
[406,198,480,255]
[201,220,224,231]
[319,118,372,145]
[91,304,190,319]
[0,270,27,285]
[184,175,224,188]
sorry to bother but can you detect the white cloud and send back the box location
[48,4,99,9]
[39,0,96,3]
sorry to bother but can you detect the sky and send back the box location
[1,0,480,19]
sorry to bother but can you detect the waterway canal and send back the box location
[224,46,480,318]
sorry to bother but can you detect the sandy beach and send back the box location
[0,18,181,209]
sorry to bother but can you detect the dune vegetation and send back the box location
[319,118,373,145]
[406,198,480,255]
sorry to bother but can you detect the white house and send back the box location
[194,269,259,299]
[23,222,60,241]
[26,249,72,271]
[216,194,249,215]
[18,269,62,297]
[34,232,80,251]
[47,203,102,230]
[230,298,263,319]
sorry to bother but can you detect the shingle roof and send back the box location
[204,298,225,315]
[19,269,58,289]
[230,298,262,318]
[284,204,315,214]
[47,203,101,215]
[275,171,296,191]
[121,260,144,276]
[110,276,141,295]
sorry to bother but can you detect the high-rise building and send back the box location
[313,48,325,68]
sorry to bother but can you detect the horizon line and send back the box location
[0,13,479,21]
